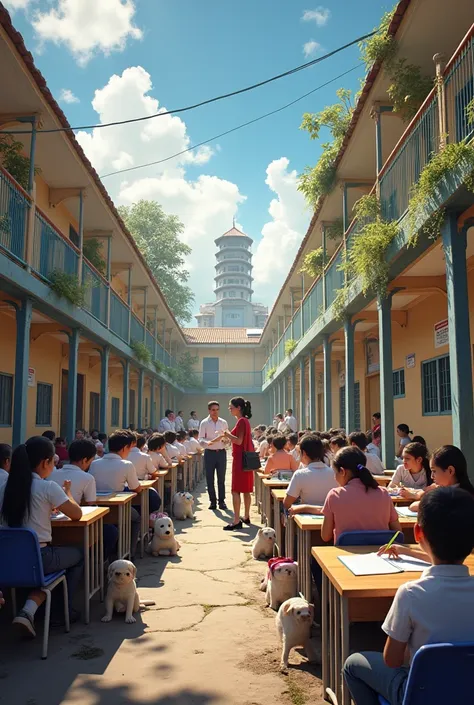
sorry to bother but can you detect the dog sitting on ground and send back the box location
[150,516,180,556]
[251,527,278,559]
[276,596,314,671]
[172,491,195,520]
[101,560,154,624]
[263,560,298,611]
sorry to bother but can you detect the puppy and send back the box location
[265,561,298,611]
[276,597,314,671]
[150,516,180,556]
[251,527,278,560]
[172,491,195,520]
[101,560,154,624]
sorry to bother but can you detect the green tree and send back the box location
[118,200,194,323]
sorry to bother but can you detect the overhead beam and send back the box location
[31,323,68,341]
[357,310,408,327]
[391,275,447,296]
[0,112,42,130]
[49,187,84,208]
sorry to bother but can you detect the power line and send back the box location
[101,64,363,179]
[3,31,373,136]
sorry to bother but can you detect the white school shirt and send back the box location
[364,451,385,476]
[284,415,298,432]
[158,417,176,433]
[383,564,474,662]
[187,417,200,431]
[148,450,169,469]
[277,420,288,433]
[289,447,301,463]
[0,468,8,483]
[0,472,68,546]
[389,464,428,490]
[185,438,201,453]
[367,442,381,459]
[286,461,338,505]
[166,443,181,461]
[50,465,97,505]
[198,416,228,450]
[89,453,140,492]
[175,441,187,455]
[174,416,185,432]
[128,447,156,480]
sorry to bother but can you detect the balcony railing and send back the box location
[32,210,80,279]
[189,371,263,390]
[110,291,129,342]
[82,261,108,325]
[0,169,30,264]
[130,311,144,344]
[263,26,474,382]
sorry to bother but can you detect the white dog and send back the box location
[150,516,180,556]
[172,491,194,520]
[101,560,154,624]
[265,561,298,611]
[251,527,278,560]
[276,597,314,671]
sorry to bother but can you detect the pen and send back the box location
[385,530,401,551]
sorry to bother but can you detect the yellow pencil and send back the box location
[385,530,401,551]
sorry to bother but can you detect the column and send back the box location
[272,385,277,421]
[11,298,33,447]
[308,353,316,430]
[99,346,110,433]
[127,267,132,344]
[282,375,288,414]
[66,328,80,443]
[137,368,144,429]
[442,213,474,461]
[290,366,296,414]
[159,380,164,421]
[276,378,281,414]
[150,378,156,429]
[344,318,356,433]
[299,357,306,430]
[142,287,148,343]
[378,294,395,468]
[323,335,333,430]
[105,235,112,328]
[77,189,84,281]
[122,359,130,428]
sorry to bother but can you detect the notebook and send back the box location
[396,506,418,518]
[294,513,324,520]
[338,552,430,576]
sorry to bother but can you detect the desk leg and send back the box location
[296,527,303,595]
[333,589,342,705]
[268,493,275,529]
[321,572,331,702]
[254,473,259,506]
[84,525,90,625]
[303,531,311,601]
[118,505,123,559]
[99,517,104,601]
[285,516,295,559]
[125,502,132,560]
[274,499,282,554]
[140,490,149,558]
[340,595,350,705]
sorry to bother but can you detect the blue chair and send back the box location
[0,528,70,659]
[336,530,405,547]
[378,642,474,704]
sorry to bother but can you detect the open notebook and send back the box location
[51,506,99,521]
[396,506,418,518]
[338,552,430,576]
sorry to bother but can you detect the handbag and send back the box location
[242,419,261,471]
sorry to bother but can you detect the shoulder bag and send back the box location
[242,419,261,471]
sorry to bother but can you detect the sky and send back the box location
[4,0,394,320]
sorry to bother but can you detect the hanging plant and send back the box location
[467,99,474,125]
[153,359,164,373]
[387,60,434,122]
[347,219,399,297]
[131,340,152,365]
[266,366,277,380]
[325,219,344,241]
[332,286,349,321]
[298,142,339,207]
[300,247,324,279]
[48,270,88,307]
[83,238,106,275]
[359,9,397,70]
[0,134,40,190]
[285,339,298,356]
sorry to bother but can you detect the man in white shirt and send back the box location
[284,409,298,433]
[199,400,229,510]
[174,411,185,433]
[274,414,287,433]
[348,431,385,475]
[90,430,142,558]
[187,411,200,431]
[158,410,176,433]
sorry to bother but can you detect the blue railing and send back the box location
[146,328,155,356]
[0,168,29,263]
[110,292,129,342]
[325,249,344,308]
[445,32,474,143]
[32,211,79,278]
[82,261,107,324]
[130,312,144,344]
[191,371,263,389]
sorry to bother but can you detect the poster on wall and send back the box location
[434,319,449,348]
[406,353,416,369]
[366,339,380,374]
[28,367,35,387]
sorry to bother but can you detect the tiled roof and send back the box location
[217,227,250,239]
[183,328,261,344]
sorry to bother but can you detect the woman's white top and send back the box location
[389,464,428,490]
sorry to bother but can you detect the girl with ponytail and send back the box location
[0,436,83,637]
[222,397,254,530]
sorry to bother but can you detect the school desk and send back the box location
[132,480,155,558]
[254,472,265,515]
[187,452,197,489]
[271,489,287,554]
[391,495,414,506]
[312,545,474,705]
[164,463,179,512]
[51,506,109,624]
[293,514,325,600]
[384,469,395,476]
[97,493,136,561]
[375,475,391,486]
[195,452,204,483]
[262,477,289,528]
[152,469,169,505]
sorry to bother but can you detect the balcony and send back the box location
[187,370,263,393]
[263,26,474,384]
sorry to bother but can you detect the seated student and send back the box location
[0,443,12,482]
[349,431,385,475]
[330,435,347,456]
[0,436,83,635]
[366,431,381,459]
[264,435,299,475]
[98,432,108,452]
[185,429,202,453]
[164,431,186,462]
[286,433,301,463]
[344,487,474,705]
[412,435,427,446]
[129,434,156,480]
[175,430,190,457]
[388,442,432,496]
[409,445,474,513]
[148,434,173,470]
[54,437,69,465]
[90,430,142,559]
[395,423,412,463]
[258,434,271,459]
[284,434,337,511]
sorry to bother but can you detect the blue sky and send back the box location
[6,0,394,318]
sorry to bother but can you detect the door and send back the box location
[60,370,85,439]
[366,374,380,428]
[89,391,100,432]
[203,357,219,388]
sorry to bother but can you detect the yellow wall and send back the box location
[35,176,79,243]
[187,345,265,373]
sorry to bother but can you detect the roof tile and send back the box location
[182,328,261,344]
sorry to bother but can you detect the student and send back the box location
[344,487,474,705]
[0,443,12,481]
[0,436,83,636]
[264,435,299,475]
[258,434,271,459]
[409,445,474,512]
[366,431,381,459]
[175,430,189,456]
[42,430,56,442]
[286,433,300,463]
[412,435,427,446]
[348,431,385,476]
[388,442,432,495]
[148,434,172,470]
[284,409,298,433]
[164,431,186,462]
[284,435,337,511]
[187,411,200,431]
[185,429,202,453]
[90,430,142,558]
[129,434,156,480]
[330,435,347,455]
[371,412,381,444]
[54,437,69,464]
[395,423,412,462]
[319,447,400,543]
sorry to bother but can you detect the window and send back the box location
[69,225,79,248]
[340,383,360,430]
[111,397,120,426]
[230,290,236,297]
[393,368,405,398]
[240,292,244,298]
[339,385,346,429]
[36,382,53,426]
[422,355,451,415]
[0,373,13,426]
[203,358,219,387]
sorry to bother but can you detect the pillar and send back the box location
[77,189,84,280]
[99,346,110,433]
[137,368,144,429]
[122,359,130,428]
[276,378,281,414]
[282,375,288,414]
[127,267,132,344]
[344,318,356,433]
[322,224,327,311]
[272,385,277,421]
[11,298,33,447]
[290,366,296,415]
[378,294,395,467]
[150,378,156,429]
[442,214,474,461]
[142,287,148,343]
[323,336,333,430]
[105,235,112,328]
[299,357,306,430]
[66,328,80,443]
[308,353,316,430]
[27,116,37,194]
[159,380,164,420]
[374,110,383,175]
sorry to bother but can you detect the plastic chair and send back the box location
[0,528,70,659]
[378,642,474,704]
[336,530,405,547]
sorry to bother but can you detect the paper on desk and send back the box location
[339,553,403,575]
[51,506,99,521]
[384,555,430,572]
[294,513,324,520]
[396,506,418,517]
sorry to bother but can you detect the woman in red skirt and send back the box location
[222,397,254,531]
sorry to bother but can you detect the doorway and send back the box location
[365,374,380,428]
[89,392,100,431]
[60,370,84,440]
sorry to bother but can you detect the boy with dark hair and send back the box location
[286,432,300,463]
[164,430,185,462]
[344,487,474,705]
[330,435,347,454]
[284,434,337,510]
[348,431,385,476]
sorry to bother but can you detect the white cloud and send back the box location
[32,0,142,65]
[59,88,79,104]
[302,7,331,26]
[303,40,321,57]
[252,158,309,305]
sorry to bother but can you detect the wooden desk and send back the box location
[391,495,413,506]
[51,506,109,624]
[97,493,136,560]
[262,478,289,527]
[375,475,390,486]
[164,463,178,512]
[254,472,265,517]
[293,514,325,600]
[384,469,395,476]
[152,469,169,504]
[312,546,474,705]
[133,481,155,558]
[271,489,286,554]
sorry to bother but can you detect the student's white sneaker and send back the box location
[13,609,36,638]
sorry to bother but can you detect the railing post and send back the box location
[433,53,447,148]
[127,266,132,344]
[142,286,148,343]
[77,189,84,280]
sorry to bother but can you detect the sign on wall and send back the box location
[366,339,380,375]
[434,319,449,348]
[28,367,35,387]
[406,353,416,369]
